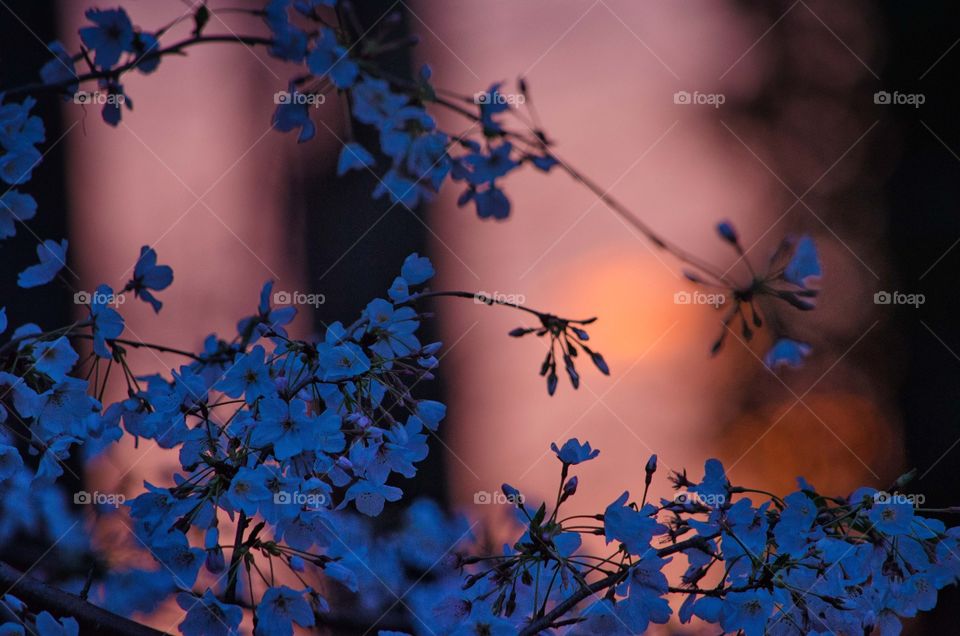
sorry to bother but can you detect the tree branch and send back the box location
[0,561,168,636]
[518,533,720,635]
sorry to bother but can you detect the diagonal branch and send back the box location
[0,561,168,636]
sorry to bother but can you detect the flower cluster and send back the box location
[0,600,79,636]
[0,245,456,634]
[682,221,823,369]
[9,0,827,368]
[0,98,43,239]
[428,440,960,636]
[119,253,451,634]
[508,315,610,395]
[0,246,180,486]
[0,2,913,635]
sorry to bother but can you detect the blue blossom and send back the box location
[615,555,672,633]
[35,435,77,482]
[216,345,275,404]
[254,586,314,636]
[376,419,429,479]
[603,492,664,555]
[35,612,78,636]
[263,0,309,62]
[324,561,358,592]
[97,80,130,127]
[0,444,23,482]
[134,32,162,74]
[571,600,631,635]
[79,8,134,69]
[400,253,435,285]
[32,337,79,381]
[784,235,821,288]
[0,98,44,152]
[550,438,599,465]
[177,590,242,636]
[35,377,93,440]
[691,458,730,502]
[0,371,41,424]
[415,400,446,431]
[765,338,812,369]
[17,239,67,288]
[238,281,297,342]
[0,146,42,185]
[342,479,403,516]
[364,299,421,357]
[270,26,308,62]
[380,106,433,158]
[0,190,37,239]
[316,341,370,381]
[225,465,273,516]
[722,499,769,570]
[39,41,78,93]
[773,491,818,557]
[251,398,344,460]
[721,590,774,636]
[275,511,331,551]
[272,83,316,143]
[405,132,451,190]
[461,142,518,185]
[473,186,510,220]
[89,284,124,358]
[306,28,358,88]
[868,499,915,535]
[337,142,375,176]
[372,169,422,207]
[476,83,509,134]
[388,276,409,302]
[127,482,196,543]
[529,152,559,172]
[153,533,206,588]
[351,78,408,126]
[126,246,173,312]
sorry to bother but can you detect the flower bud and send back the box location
[560,476,578,503]
[716,221,738,244]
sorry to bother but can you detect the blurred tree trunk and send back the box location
[0,0,79,580]
[881,1,960,630]
[300,1,449,509]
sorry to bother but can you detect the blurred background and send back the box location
[2,0,960,632]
